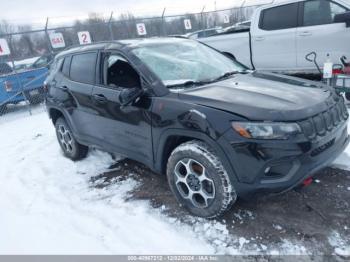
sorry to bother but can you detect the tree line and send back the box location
[0,5,256,61]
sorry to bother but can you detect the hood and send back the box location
[178,72,336,121]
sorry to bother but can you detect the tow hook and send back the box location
[303,177,313,187]
[291,177,314,194]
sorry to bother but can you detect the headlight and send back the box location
[232,122,301,140]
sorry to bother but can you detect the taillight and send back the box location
[4,81,12,92]
[332,68,344,75]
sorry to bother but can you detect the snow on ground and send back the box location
[0,110,213,255]
[329,232,350,257]
[0,107,349,255]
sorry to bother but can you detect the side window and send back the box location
[70,52,97,84]
[259,3,298,30]
[61,56,71,77]
[303,0,347,26]
[33,55,52,68]
[103,54,141,89]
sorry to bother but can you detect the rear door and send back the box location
[252,3,299,71]
[91,52,153,166]
[297,0,350,71]
[58,52,98,140]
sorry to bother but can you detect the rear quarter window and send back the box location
[259,3,299,30]
[69,52,97,84]
[50,58,63,73]
[61,56,71,77]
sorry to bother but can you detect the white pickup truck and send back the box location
[201,0,350,75]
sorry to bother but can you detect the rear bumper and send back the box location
[219,120,349,197]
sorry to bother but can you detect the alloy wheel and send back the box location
[57,124,75,153]
[174,158,216,208]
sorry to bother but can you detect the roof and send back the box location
[56,37,189,58]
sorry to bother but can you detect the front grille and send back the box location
[299,99,348,140]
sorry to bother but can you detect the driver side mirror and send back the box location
[334,11,350,27]
[118,87,144,106]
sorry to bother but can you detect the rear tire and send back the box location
[55,117,88,161]
[166,140,237,218]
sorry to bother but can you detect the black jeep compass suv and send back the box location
[45,38,349,218]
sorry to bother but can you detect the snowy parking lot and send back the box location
[0,105,349,257]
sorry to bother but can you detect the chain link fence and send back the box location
[0,3,262,117]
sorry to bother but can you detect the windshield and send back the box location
[131,40,246,88]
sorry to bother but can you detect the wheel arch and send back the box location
[155,129,238,183]
[48,107,78,136]
[49,107,64,125]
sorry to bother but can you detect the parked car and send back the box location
[221,20,251,33]
[201,0,350,75]
[46,38,349,218]
[10,56,41,72]
[185,27,223,39]
[30,54,55,69]
[0,59,49,112]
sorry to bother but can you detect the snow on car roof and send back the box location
[56,37,191,58]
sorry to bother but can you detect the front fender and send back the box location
[155,128,239,184]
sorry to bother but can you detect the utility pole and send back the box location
[108,12,114,40]
[161,8,167,36]
[45,17,53,55]
[201,6,206,30]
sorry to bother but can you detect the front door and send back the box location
[252,2,298,71]
[91,52,153,166]
[296,0,350,71]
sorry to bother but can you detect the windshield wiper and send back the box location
[211,71,239,82]
[166,71,241,89]
[166,80,210,89]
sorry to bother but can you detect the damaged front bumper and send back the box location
[219,119,349,197]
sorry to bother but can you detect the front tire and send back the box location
[55,117,88,160]
[167,140,237,218]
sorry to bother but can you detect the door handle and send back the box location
[92,94,107,104]
[299,31,312,36]
[255,36,265,41]
[58,86,68,91]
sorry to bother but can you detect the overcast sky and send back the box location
[1,0,270,27]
